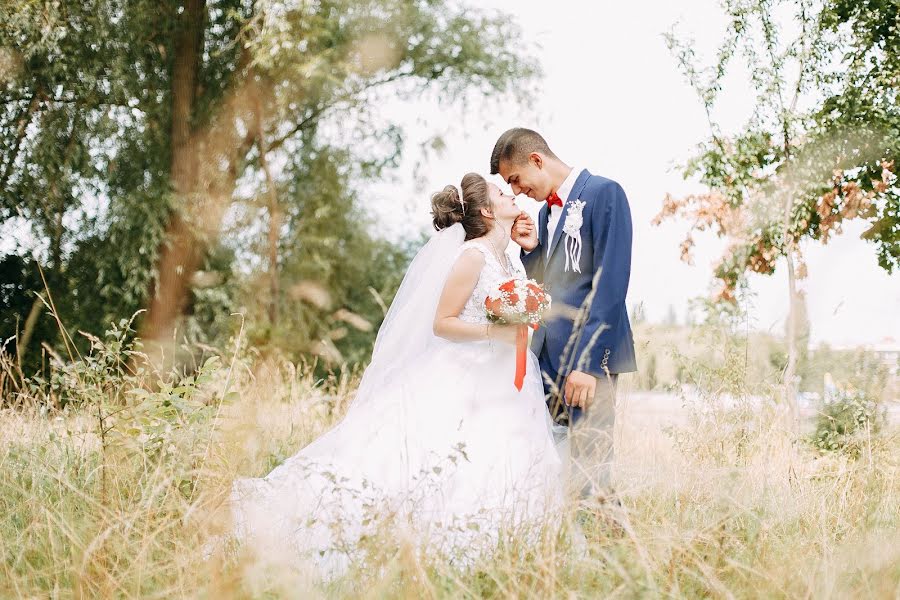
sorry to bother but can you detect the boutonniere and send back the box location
[562,199,585,273]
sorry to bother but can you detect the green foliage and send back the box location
[631,311,891,400]
[24,315,139,410]
[799,343,893,400]
[114,356,225,497]
[221,0,535,365]
[0,0,223,370]
[225,140,422,366]
[659,294,793,467]
[814,0,900,272]
[0,0,536,373]
[659,0,900,299]
[9,311,233,500]
[671,295,774,396]
[811,389,887,457]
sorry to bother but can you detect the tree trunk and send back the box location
[140,0,206,359]
[783,193,800,429]
[256,93,280,330]
[265,187,281,329]
[784,253,800,426]
[779,86,800,430]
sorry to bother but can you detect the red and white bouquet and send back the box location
[484,278,552,390]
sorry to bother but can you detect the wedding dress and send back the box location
[229,223,563,578]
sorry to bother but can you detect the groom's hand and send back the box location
[511,211,538,252]
[565,370,596,409]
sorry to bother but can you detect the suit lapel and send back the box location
[537,204,549,250]
[547,169,591,260]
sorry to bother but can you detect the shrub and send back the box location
[811,389,886,457]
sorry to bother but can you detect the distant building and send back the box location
[832,338,898,371]
[832,337,900,401]
[870,337,900,376]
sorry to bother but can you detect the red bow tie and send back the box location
[546,192,563,208]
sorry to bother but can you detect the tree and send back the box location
[140,0,535,364]
[654,0,899,424]
[1,0,243,370]
[225,141,422,366]
[815,0,900,273]
[0,0,175,365]
[1,0,536,372]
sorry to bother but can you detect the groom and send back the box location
[490,128,637,503]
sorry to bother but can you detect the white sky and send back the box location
[365,0,900,349]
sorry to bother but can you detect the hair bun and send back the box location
[430,184,465,231]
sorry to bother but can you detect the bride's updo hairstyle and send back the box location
[430,173,492,240]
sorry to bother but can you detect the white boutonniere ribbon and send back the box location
[562,199,585,273]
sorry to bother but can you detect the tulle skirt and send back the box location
[230,338,563,578]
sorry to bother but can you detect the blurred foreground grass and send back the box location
[0,327,898,599]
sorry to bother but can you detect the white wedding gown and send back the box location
[230,224,563,578]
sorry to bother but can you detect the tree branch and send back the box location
[266,69,414,154]
[1,92,133,109]
[0,89,40,191]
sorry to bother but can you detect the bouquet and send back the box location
[484,278,552,391]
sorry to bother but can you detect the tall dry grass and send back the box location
[0,328,898,599]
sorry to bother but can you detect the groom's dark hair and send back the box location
[490,128,556,175]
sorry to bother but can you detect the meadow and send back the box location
[1,320,896,599]
[3,0,899,597]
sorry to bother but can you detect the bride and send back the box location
[229,173,563,578]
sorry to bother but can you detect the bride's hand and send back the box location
[488,324,519,345]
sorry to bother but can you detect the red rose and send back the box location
[499,280,516,293]
[508,293,519,305]
[525,296,539,312]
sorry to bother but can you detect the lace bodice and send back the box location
[456,240,524,325]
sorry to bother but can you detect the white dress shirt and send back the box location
[546,167,581,256]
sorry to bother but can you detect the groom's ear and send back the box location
[529,152,544,170]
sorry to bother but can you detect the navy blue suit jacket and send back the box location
[522,169,637,383]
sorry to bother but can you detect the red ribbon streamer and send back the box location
[513,323,539,391]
